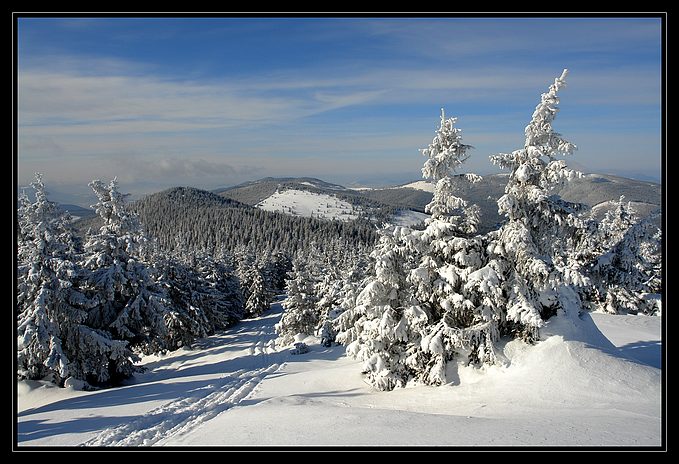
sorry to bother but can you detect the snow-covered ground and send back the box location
[398,181,435,192]
[389,209,429,227]
[17,303,661,447]
[256,189,359,221]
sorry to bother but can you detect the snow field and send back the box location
[18,304,661,447]
[389,209,429,227]
[256,189,359,221]
[398,181,435,193]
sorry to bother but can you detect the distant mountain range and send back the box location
[59,203,97,219]
[65,172,661,234]
[214,173,661,233]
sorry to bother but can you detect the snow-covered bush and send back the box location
[488,69,587,340]
[290,342,309,355]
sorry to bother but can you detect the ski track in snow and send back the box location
[83,364,280,446]
[78,306,286,447]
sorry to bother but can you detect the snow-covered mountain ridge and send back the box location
[215,173,660,233]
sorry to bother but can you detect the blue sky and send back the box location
[17,17,662,205]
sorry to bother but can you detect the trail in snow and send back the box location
[18,301,289,446]
[83,364,281,446]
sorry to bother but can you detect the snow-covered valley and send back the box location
[17,300,661,447]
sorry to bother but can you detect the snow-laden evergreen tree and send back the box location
[245,267,269,317]
[155,254,210,345]
[195,250,245,327]
[335,225,425,390]
[336,110,506,389]
[489,69,587,341]
[80,178,174,354]
[235,247,256,303]
[583,198,662,314]
[409,110,506,382]
[275,258,320,346]
[17,174,136,386]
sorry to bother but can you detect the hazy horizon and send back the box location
[17,17,663,206]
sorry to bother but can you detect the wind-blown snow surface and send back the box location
[256,189,359,221]
[18,303,661,447]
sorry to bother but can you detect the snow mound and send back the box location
[256,189,360,221]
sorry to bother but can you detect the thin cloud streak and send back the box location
[18,17,662,197]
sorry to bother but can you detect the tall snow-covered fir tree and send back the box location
[335,224,425,390]
[79,178,174,354]
[489,69,587,341]
[336,110,505,389]
[17,174,137,386]
[275,258,320,346]
[244,267,270,317]
[408,109,505,382]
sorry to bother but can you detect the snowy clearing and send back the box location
[388,209,429,227]
[17,301,661,447]
[398,181,435,192]
[256,189,359,221]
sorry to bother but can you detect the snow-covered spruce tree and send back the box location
[489,69,587,340]
[17,174,136,386]
[151,252,212,347]
[80,178,175,354]
[406,110,511,384]
[193,250,245,327]
[235,246,256,303]
[335,110,497,389]
[244,266,269,317]
[275,258,320,346]
[315,270,344,347]
[335,224,424,390]
[584,198,662,314]
[316,250,370,347]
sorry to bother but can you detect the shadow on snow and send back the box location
[17,303,348,444]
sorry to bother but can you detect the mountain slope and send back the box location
[256,189,361,222]
[132,187,378,255]
[359,173,661,232]
[215,177,348,205]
